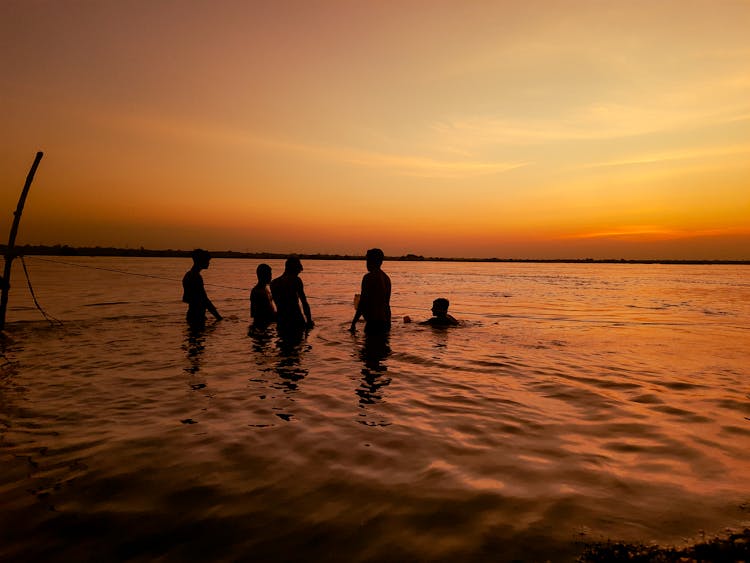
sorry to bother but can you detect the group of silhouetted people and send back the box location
[182,248,459,335]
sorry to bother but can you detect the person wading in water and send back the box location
[182,248,222,328]
[350,248,391,334]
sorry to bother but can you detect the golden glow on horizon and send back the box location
[1,1,749,259]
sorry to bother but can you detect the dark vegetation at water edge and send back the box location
[578,528,750,562]
[2,244,748,265]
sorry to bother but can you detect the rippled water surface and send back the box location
[1,258,748,561]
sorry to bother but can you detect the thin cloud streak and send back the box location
[432,104,750,147]
[336,151,527,178]
[97,110,526,179]
[563,226,750,240]
[579,144,750,169]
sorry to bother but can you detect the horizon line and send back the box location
[4,244,749,266]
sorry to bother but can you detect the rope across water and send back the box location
[26,256,247,291]
[20,255,485,318]
[20,256,63,325]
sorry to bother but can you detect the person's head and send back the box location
[191,248,211,269]
[284,256,303,275]
[366,248,385,271]
[431,298,450,317]
[256,263,272,284]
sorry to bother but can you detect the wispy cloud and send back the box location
[563,226,680,240]
[563,226,750,240]
[432,103,750,148]
[245,132,527,179]
[95,109,526,179]
[579,143,750,169]
[332,149,526,178]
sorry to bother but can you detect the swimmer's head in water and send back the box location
[431,298,450,316]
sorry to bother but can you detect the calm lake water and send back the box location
[1,257,748,561]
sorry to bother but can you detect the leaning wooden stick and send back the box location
[0,151,44,331]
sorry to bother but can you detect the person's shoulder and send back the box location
[374,269,391,284]
[295,276,306,294]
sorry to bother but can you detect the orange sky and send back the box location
[1,1,749,259]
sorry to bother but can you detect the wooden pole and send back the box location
[0,151,44,331]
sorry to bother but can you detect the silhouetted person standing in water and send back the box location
[250,263,275,329]
[350,248,391,334]
[270,256,313,339]
[182,249,222,327]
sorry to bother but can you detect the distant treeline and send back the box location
[1,244,747,265]
[2,244,358,261]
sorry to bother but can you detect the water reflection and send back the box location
[356,331,392,409]
[248,324,275,357]
[0,335,19,426]
[0,335,15,378]
[182,323,216,377]
[425,323,451,340]
[273,337,309,394]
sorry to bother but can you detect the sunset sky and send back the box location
[1,1,748,259]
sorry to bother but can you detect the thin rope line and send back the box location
[23,256,486,316]
[26,256,246,291]
[20,256,63,325]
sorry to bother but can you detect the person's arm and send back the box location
[297,279,313,329]
[350,308,362,332]
[201,281,222,320]
[206,297,222,320]
[267,287,276,315]
[350,276,366,332]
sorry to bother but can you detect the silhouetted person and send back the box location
[420,298,459,327]
[182,248,222,327]
[350,248,391,334]
[270,256,313,339]
[250,263,276,329]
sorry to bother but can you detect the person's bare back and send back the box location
[350,248,391,334]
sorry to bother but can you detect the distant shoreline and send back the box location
[3,244,748,265]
